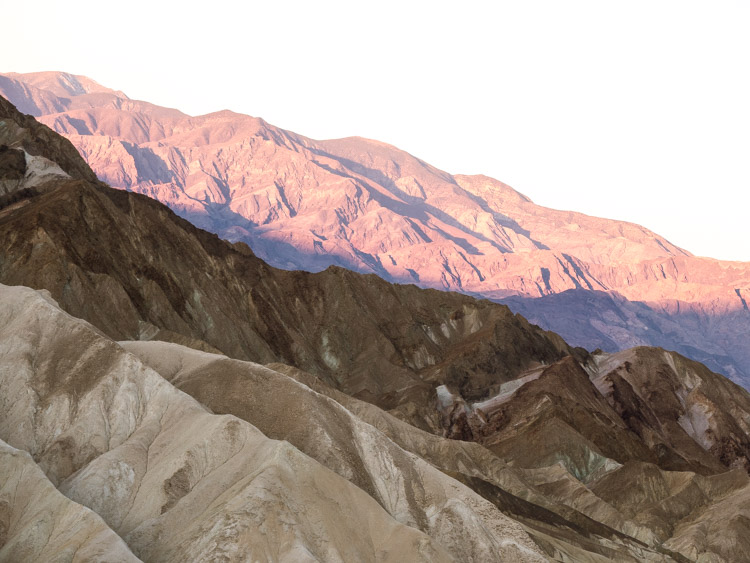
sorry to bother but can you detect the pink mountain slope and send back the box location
[3,71,749,385]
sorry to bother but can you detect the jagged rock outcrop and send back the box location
[590,348,750,473]
[2,71,749,390]
[0,93,98,184]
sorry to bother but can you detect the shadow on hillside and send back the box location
[307,146,551,254]
[498,289,750,390]
[140,182,750,393]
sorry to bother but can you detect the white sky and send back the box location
[4,1,749,260]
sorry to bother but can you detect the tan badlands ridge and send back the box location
[3,91,750,561]
[2,71,750,387]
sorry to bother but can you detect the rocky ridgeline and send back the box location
[2,88,750,561]
[3,71,749,390]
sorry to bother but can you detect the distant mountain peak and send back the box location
[3,71,749,390]
[4,70,127,98]
[2,90,750,563]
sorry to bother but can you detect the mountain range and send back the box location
[2,78,750,561]
[1,71,748,390]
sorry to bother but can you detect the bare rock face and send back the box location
[424,348,750,562]
[120,341,549,562]
[0,94,98,184]
[0,91,575,433]
[121,340,750,563]
[3,71,749,389]
[590,348,750,473]
[0,283,485,562]
[3,95,750,561]
[7,278,750,561]
[434,349,750,481]
[0,438,139,563]
[661,477,750,561]
[0,144,72,198]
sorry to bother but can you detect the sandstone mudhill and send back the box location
[0,283,499,562]
[3,71,749,389]
[0,438,139,563]
[5,277,750,560]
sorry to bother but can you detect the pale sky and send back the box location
[5,1,749,260]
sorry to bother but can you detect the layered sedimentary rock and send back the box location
[4,277,747,561]
[2,71,749,388]
[438,348,750,476]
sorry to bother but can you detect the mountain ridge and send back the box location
[4,71,748,391]
[2,93,750,561]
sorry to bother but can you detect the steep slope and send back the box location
[660,477,750,560]
[3,71,749,389]
[0,439,139,563]
[437,349,750,477]
[4,283,533,562]
[0,170,574,429]
[1,93,577,433]
[123,340,585,561]
[0,90,98,184]
[2,93,749,475]
[3,95,750,561]
[123,340,750,562]
[591,348,750,470]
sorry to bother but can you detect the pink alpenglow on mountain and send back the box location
[3,71,750,387]
[3,93,750,562]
